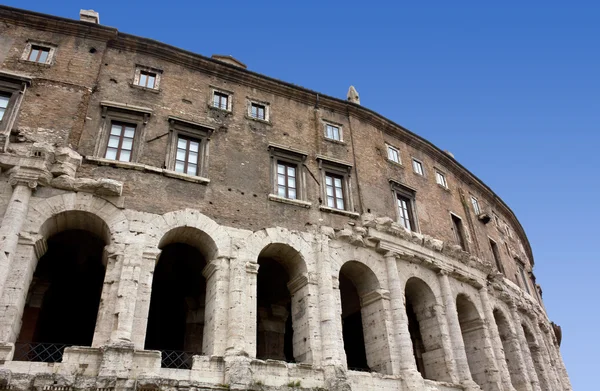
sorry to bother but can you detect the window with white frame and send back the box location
[268,145,308,203]
[133,66,162,90]
[435,170,448,188]
[471,196,481,215]
[317,156,353,213]
[390,180,417,232]
[0,94,10,122]
[387,145,400,164]
[412,158,424,175]
[21,42,56,65]
[325,173,345,209]
[248,100,269,121]
[105,122,136,162]
[137,70,156,88]
[166,117,213,178]
[324,123,341,141]
[212,91,230,110]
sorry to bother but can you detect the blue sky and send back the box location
[5,0,599,389]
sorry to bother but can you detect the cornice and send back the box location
[0,4,533,264]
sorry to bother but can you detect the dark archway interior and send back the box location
[17,230,106,348]
[406,301,426,375]
[145,243,206,353]
[256,257,294,362]
[339,271,369,371]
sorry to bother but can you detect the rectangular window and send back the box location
[0,93,10,122]
[137,70,157,89]
[27,45,50,63]
[489,239,504,273]
[435,170,448,188]
[175,136,200,176]
[471,196,481,215]
[325,124,341,141]
[397,194,415,231]
[518,264,531,294]
[387,145,400,163]
[325,173,345,210]
[105,122,136,162]
[451,214,468,251]
[250,102,266,120]
[277,161,297,199]
[412,159,424,175]
[213,91,229,110]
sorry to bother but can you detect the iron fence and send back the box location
[160,350,195,369]
[13,342,68,363]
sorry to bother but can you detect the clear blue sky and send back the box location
[6,0,598,389]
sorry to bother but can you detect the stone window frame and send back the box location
[165,116,213,180]
[323,120,344,143]
[450,212,469,252]
[411,157,425,176]
[389,179,419,232]
[246,98,271,123]
[385,143,402,165]
[316,155,358,217]
[132,65,162,91]
[515,258,532,295]
[94,101,152,163]
[209,86,233,112]
[434,168,448,189]
[267,144,311,208]
[488,237,504,274]
[0,71,31,152]
[20,40,57,66]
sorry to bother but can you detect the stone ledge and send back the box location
[268,194,311,208]
[319,205,359,218]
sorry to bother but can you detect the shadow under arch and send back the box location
[339,260,392,374]
[145,226,218,367]
[256,242,308,363]
[456,293,487,389]
[16,210,110,361]
[405,276,450,382]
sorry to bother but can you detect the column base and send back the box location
[400,369,426,390]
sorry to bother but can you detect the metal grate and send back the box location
[13,342,68,363]
[160,350,194,369]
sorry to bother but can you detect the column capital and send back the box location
[8,167,49,189]
[17,232,46,259]
[245,261,259,274]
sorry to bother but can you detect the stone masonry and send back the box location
[0,6,570,391]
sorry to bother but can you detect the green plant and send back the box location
[287,380,301,388]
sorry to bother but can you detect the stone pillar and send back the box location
[225,256,247,355]
[287,273,322,365]
[432,300,460,383]
[129,249,160,349]
[531,318,559,391]
[480,287,516,391]
[92,245,124,348]
[360,289,397,375]
[0,171,38,298]
[437,270,479,390]
[383,253,422,382]
[540,323,571,391]
[203,257,231,357]
[510,303,541,391]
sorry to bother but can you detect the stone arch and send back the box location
[147,209,232,261]
[255,242,308,363]
[404,276,450,382]
[522,320,549,390]
[339,260,394,374]
[493,307,524,390]
[456,293,488,389]
[15,205,115,359]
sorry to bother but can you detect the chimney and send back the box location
[80,9,100,24]
[347,86,360,105]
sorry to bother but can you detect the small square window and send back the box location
[137,70,157,89]
[471,196,481,215]
[105,122,136,162]
[325,173,345,210]
[27,45,50,63]
[387,145,400,164]
[250,102,266,120]
[213,91,230,110]
[435,170,448,188]
[325,124,341,141]
[0,93,10,122]
[412,159,424,175]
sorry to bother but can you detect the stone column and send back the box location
[202,257,231,357]
[287,272,322,365]
[131,249,161,350]
[540,323,571,391]
[225,256,247,355]
[510,302,541,391]
[244,261,258,358]
[480,287,516,391]
[531,318,559,391]
[437,270,479,390]
[0,170,38,298]
[92,245,124,348]
[383,253,422,382]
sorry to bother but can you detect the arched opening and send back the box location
[256,243,306,363]
[16,211,110,362]
[405,277,449,382]
[456,294,487,388]
[339,261,391,374]
[145,227,213,369]
[523,323,548,390]
[493,309,522,389]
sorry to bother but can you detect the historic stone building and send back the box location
[0,6,571,391]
